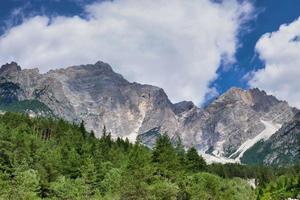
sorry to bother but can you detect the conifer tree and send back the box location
[186,147,206,173]
[79,120,86,139]
[0,112,298,199]
[175,136,186,165]
[80,157,98,194]
[152,134,180,178]
[121,143,153,199]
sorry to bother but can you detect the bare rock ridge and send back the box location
[0,62,21,76]
[0,61,298,165]
[241,111,300,166]
[172,101,196,115]
[0,61,179,142]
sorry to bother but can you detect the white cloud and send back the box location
[0,0,252,104]
[249,17,300,108]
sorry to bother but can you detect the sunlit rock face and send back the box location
[0,61,179,142]
[183,87,297,159]
[0,61,298,165]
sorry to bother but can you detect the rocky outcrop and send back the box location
[0,61,298,165]
[241,112,300,166]
[0,62,21,76]
[0,61,179,142]
[168,87,296,163]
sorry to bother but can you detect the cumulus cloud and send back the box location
[0,0,252,104]
[249,17,300,108]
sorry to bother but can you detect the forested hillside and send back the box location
[0,112,299,199]
[1,62,298,166]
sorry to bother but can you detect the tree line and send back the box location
[0,112,299,199]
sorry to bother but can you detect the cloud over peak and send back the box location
[0,0,252,104]
[250,17,300,108]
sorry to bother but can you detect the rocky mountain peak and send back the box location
[94,61,113,71]
[0,62,21,76]
[173,101,196,115]
[248,88,285,113]
[214,87,285,109]
[207,87,254,111]
[66,61,114,74]
[46,62,129,89]
[248,88,279,103]
[229,87,254,106]
[48,61,113,74]
[0,60,298,166]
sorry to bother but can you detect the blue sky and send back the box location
[0,0,300,107]
[213,0,300,94]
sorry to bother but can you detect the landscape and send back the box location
[0,61,299,199]
[0,0,300,200]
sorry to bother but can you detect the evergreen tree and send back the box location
[186,147,206,173]
[152,134,180,178]
[80,157,98,195]
[49,176,89,199]
[0,112,298,199]
[79,120,86,138]
[102,125,107,137]
[175,137,186,165]
[100,167,122,195]
[12,169,41,200]
[120,144,153,199]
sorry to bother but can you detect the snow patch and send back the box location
[230,120,281,162]
[199,120,281,164]
[199,152,236,164]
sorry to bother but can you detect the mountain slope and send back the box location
[230,120,281,161]
[241,112,300,166]
[179,87,297,161]
[0,62,180,142]
[0,61,298,165]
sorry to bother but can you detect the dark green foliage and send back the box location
[241,140,272,165]
[0,81,40,113]
[175,137,186,165]
[0,82,21,104]
[257,175,300,200]
[120,144,153,199]
[0,99,53,114]
[152,134,181,178]
[185,147,206,172]
[0,112,298,199]
[242,118,300,166]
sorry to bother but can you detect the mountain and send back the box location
[0,61,179,142]
[0,61,298,165]
[241,112,300,166]
[193,87,297,163]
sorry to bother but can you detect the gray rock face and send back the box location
[0,61,179,142]
[241,112,300,166]
[182,87,297,158]
[0,62,21,76]
[0,61,298,164]
[172,101,196,115]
